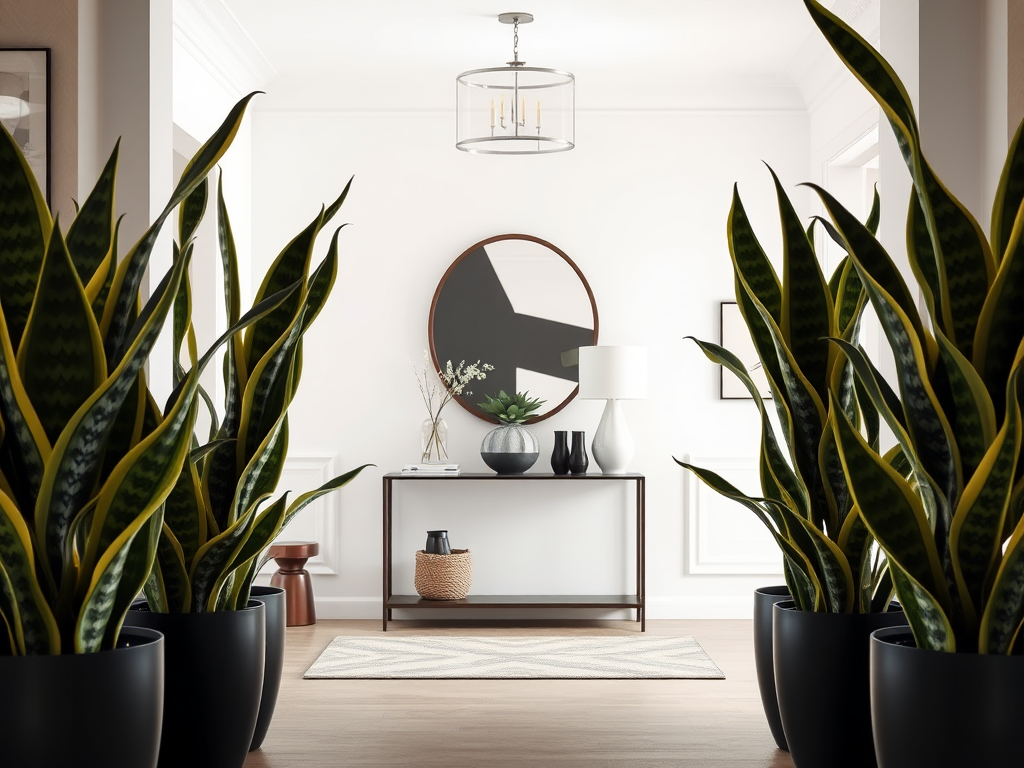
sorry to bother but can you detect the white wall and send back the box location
[248,108,811,618]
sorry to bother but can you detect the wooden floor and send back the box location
[244,619,794,768]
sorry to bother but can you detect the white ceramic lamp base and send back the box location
[591,399,635,474]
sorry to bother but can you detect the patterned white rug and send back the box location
[303,635,725,679]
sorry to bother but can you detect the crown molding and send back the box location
[173,0,276,96]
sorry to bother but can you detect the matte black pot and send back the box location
[0,626,164,768]
[125,601,266,768]
[249,586,287,751]
[871,626,1024,767]
[753,586,790,751]
[773,601,906,768]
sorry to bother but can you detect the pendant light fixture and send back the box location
[456,12,574,155]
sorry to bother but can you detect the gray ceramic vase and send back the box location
[481,423,539,474]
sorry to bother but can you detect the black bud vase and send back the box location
[569,431,589,474]
[551,431,570,474]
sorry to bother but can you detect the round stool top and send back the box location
[268,541,319,559]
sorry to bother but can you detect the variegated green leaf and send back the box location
[223,493,289,580]
[838,506,873,612]
[865,184,880,235]
[280,463,373,530]
[728,184,782,321]
[833,256,866,343]
[100,507,164,649]
[780,503,854,613]
[0,120,53,352]
[232,415,289,528]
[907,192,948,342]
[890,560,955,652]
[934,332,996,481]
[35,253,188,593]
[0,489,58,654]
[832,396,950,608]
[145,525,191,613]
[769,166,833,404]
[189,507,259,612]
[75,506,162,653]
[102,93,259,365]
[163,460,206,567]
[89,215,122,321]
[992,117,1024,264]
[973,198,1024,418]
[981,503,1024,653]
[178,177,208,250]
[17,221,107,445]
[950,369,1021,633]
[66,141,118,287]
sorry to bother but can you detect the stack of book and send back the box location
[400,463,461,475]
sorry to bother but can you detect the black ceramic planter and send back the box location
[125,601,266,768]
[773,601,906,768]
[0,626,164,768]
[752,585,789,751]
[871,626,1024,767]
[250,585,287,751]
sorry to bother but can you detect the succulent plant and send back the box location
[477,390,545,424]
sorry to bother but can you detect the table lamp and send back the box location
[578,346,648,474]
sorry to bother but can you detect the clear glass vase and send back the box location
[420,417,448,464]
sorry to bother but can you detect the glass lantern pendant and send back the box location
[456,13,575,155]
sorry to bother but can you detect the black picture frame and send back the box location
[0,48,51,204]
[720,301,771,400]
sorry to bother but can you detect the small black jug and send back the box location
[569,431,589,474]
[425,530,451,555]
[551,431,570,475]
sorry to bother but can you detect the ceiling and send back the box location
[203,0,874,112]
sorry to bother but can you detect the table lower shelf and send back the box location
[386,594,642,609]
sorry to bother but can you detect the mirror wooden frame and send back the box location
[428,233,599,423]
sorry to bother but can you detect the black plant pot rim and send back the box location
[870,625,1024,658]
[754,585,790,597]
[774,600,904,616]
[129,599,265,615]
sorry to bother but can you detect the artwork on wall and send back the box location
[429,234,599,422]
[720,301,771,399]
[0,49,50,204]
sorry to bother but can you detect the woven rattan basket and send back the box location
[414,549,472,600]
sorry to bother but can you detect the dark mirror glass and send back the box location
[429,234,599,422]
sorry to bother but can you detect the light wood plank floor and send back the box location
[244,619,794,768]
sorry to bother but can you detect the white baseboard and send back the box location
[308,595,757,620]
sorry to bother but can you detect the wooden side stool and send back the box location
[268,541,319,626]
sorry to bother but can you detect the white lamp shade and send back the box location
[577,346,648,400]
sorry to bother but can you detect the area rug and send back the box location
[303,635,725,679]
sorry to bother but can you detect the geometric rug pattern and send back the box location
[303,635,725,679]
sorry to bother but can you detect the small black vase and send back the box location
[551,431,570,474]
[569,431,589,474]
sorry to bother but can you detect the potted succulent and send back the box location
[800,2,1024,766]
[0,92,280,767]
[122,96,370,768]
[478,390,545,474]
[674,40,908,768]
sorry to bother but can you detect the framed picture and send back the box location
[0,49,50,204]
[720,301,771,399]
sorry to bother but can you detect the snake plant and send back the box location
[140,111,370,615]
[0,94,297,654]
[675,159,893,614]
[798,0,1024,654]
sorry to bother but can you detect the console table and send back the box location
[382,472,645,631]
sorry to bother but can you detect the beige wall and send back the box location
[0,0,78,222]
[1011,0,1024,138]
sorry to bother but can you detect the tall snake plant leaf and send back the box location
[0,282,51,518]
[685,337,808,520]
[973,188,1024,418]
[949,368,1022,635]
[147,524,191,613]
[102,92,259,365]
[88,214,123,322]
[75,505,165,653]
[846,246,959,519]
[98,508,164,650]
[0,489,58,653]
[220,493,290,610]
[0,121,53,352]
[980,474,1024,652]
[833,398,953,625]
[17,221,107,446]
[782,504,854,613]
[804,0,993,361]
[991,118,1024,265]
[65,141,119,287]
[279,462,373,531]
[242,209,323,375]
[34,253,188,593]
[189,502,260,612]
[769,165,833,406]
[201,177,248,529]
[172,242,193,386]
[838,507,875,613]
[164,458,206,568]
[232,414,289,531]
[934,333,997,482]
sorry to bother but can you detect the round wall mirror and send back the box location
[429,234,599,423]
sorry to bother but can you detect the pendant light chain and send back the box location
[513,16,520,62]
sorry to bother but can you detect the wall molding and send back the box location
[684,455,784,576]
